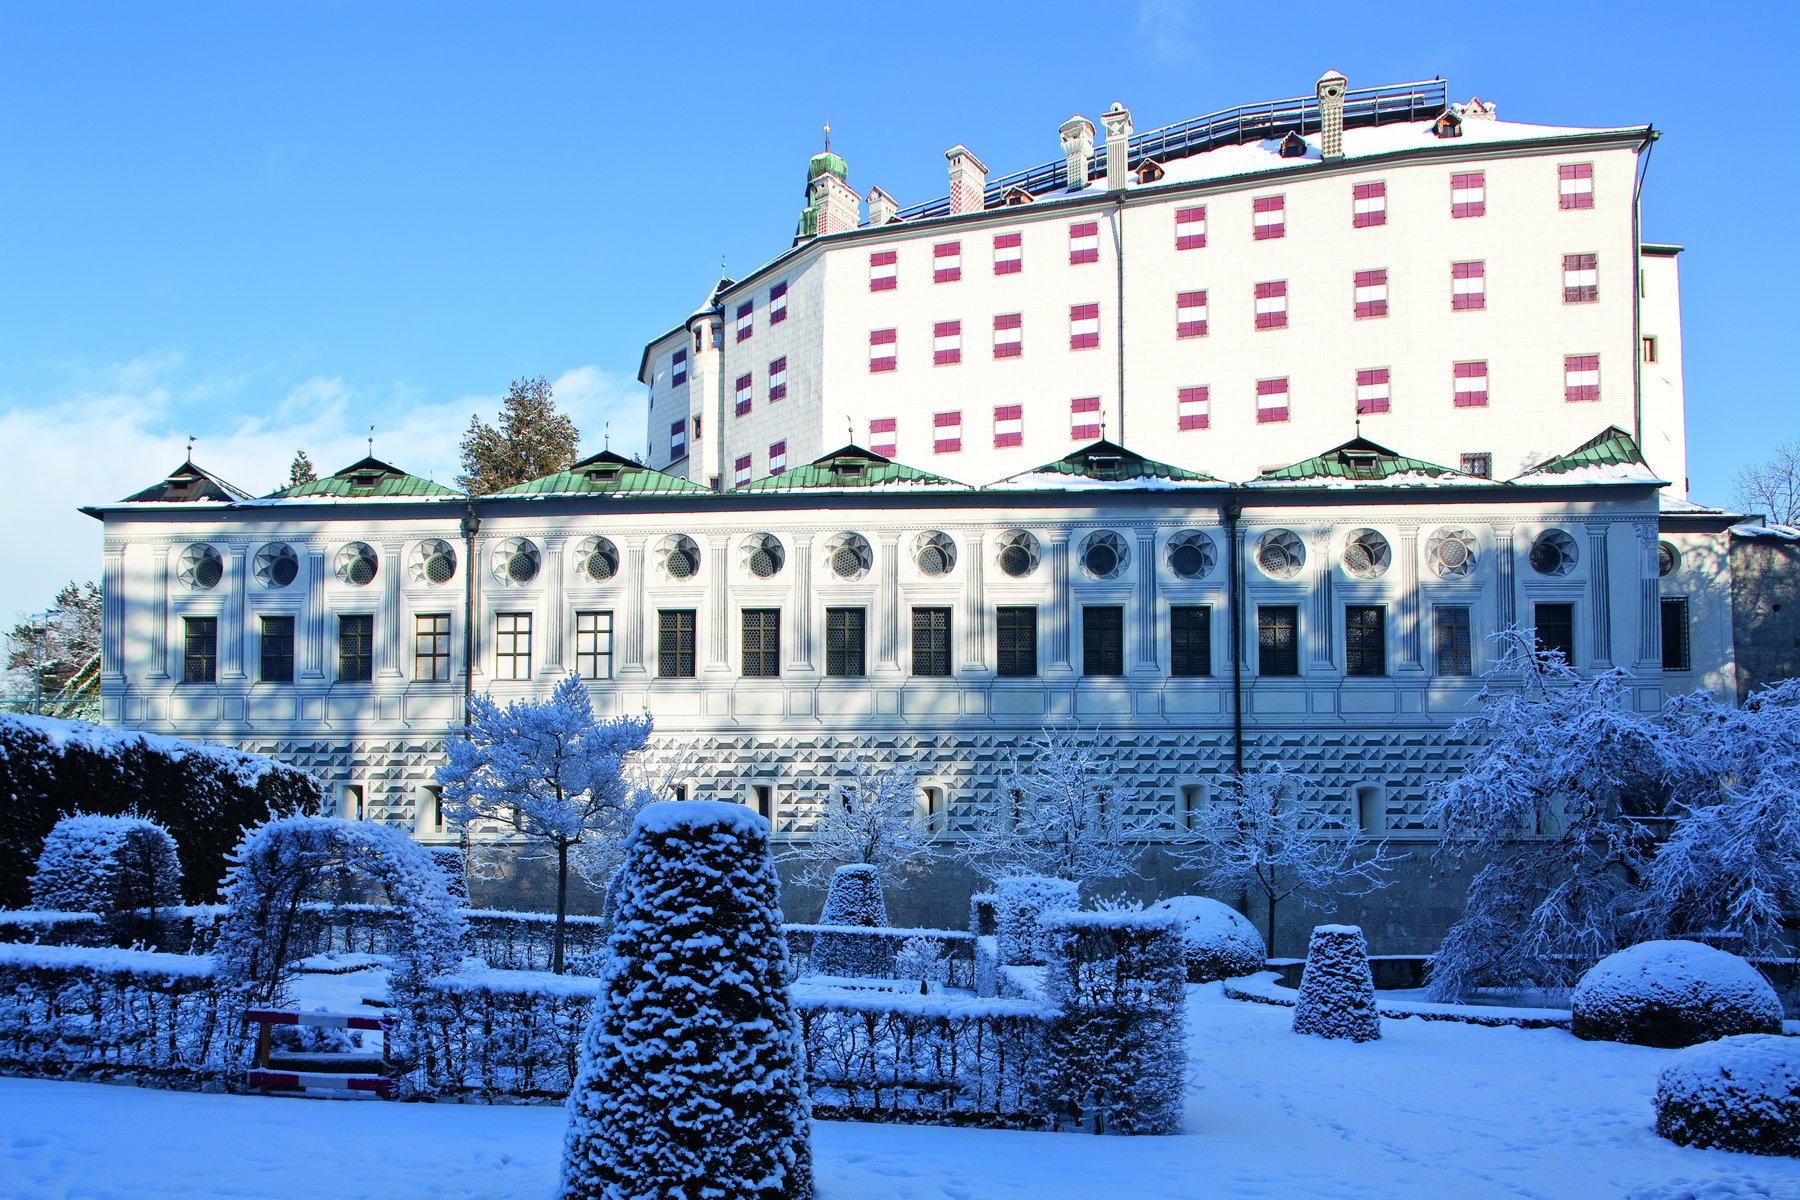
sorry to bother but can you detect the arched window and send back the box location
[343,784,365,822]
[920,786,948,835]
[750,784,773,821]
[1355,785,1384,836]
[1179,783,1208,831]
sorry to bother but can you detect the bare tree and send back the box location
[779,751,936,888]
[1734,440,1800,526]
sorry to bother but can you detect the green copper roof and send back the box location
[272,456,461,499]
[739,445,967,492]
[1516,426,1649,477]
[494,450,711,497]
[121,459,254,503]
[994,439,1219,487]
[1256,437,1463,483]
[808,151,848,183]
[794,205,819,240]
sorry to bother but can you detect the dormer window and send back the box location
[1277,131,1307,158]
[831,460,867,482]
[1338,450,1382,480]
[1085,453,1123,479]
[584,465,622,483]
[349,473,379,492]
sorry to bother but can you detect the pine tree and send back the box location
[5,581,102,714]
[287,450,317,488]
[458,374,581,495]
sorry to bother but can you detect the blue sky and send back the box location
[2,0,1796,619]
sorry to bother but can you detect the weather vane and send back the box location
[824,120,831,153]
[604,421,611,451]
[368,425,374,457]
[186,435,196,458]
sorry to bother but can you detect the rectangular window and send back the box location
[933,240,962,283]
[734,454,752,487]
[1451,170,1486,218]
[1642,336,1659,364]
[1460,453,1492,478]
[1170,606,1212,677]
[1178,385,1210,431]
[338,614,373,682]
[996,606,1038,677]
[1352,180,1387,227]
[1069,303,1100,350]
[1254,280,1287,330]
[1564,354,1600,403]
[414,613,450,681]
[1454,360,1489,408]
[1068,220,1099,264]
[825,608,866,677]
[260,615,295,683]
[735,300,753,342]
[1435,606,1472,676]
[869,249,897,291]
[1661,597,1691,672]
[1563,253,1599,303]
[1176,290,1208,338]
[669,419,687,458]
[741,609,780,678]
[1345,605,1386,677]
[768,357,787,402]
[769,281,788,324]
[869,417,897,457]
[993,312,1022,359]
[671,347,687,386]
[911,607,951,677]
[1559,162,1594,209]
[1356,368,1391,415]
[1253,194,1285,240]
[993,404,1023,449]
[734,373,753,417]
[1083,606,1124,677]
[1175,204,1207,250]
[1452,260,1486,311]
[993,231,1022,274]
[1354,268,1388,319]
[869,328,897,373]
[768,440,787,475]
[933,320,962,365]
[1257,606,1299,676]
[934,410,962,454]
[494,613,532,681]
[1256,376,1290,424]
[657,609,696,678]
[575,611,613,680]
[1071,395,1101,440]
[1535,603,1575,663]
[182,616,217,683]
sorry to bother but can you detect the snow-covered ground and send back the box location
[5,984,1799,1200]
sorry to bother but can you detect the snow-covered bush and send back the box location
[561,800,812,1200]
[1571,941,1782,1048]
[1654,1034,1800,1157]
[1149,895,1266,982]
[810,863,891,977]
[995,876,1080,966]
[1039,909,1187,1135]
[0,713,320,910]
[30,814,183,947]
[0,909,105,947]
[427,846,470,905]
[893,936,950,987]
[969,891,998,937]
[405,968,601,1100]
[974,936,1001,997]
[1292,925,1381,1043]
[463,909,611,972]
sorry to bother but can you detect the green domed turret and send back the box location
[808,150,848,184]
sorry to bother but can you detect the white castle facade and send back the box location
[85,73,1745,930]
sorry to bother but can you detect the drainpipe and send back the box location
[1111,192,1127,444]
[460,503,480,725]
[1225,493,1244,776]
[1630,129,1658,454]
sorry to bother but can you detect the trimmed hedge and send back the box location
[1572,941,1782,1048]
[1292,925,1381,1043]
[1655,1034,1800,1157]
[406,968,600,1100]
[995,877,1080,967]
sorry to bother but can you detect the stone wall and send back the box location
[1732,534,1800,695]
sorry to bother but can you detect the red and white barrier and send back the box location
[245,1008,397,1099]
[246,1008,394,1032]
[245,1069,395,1097]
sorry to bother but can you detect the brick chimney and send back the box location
[1059,115,1095,191]
[867,185,898,227]
[1317,70,1348,160]
[1100,103,1132,191]
[946,145,989,216]
[809,169,859,236]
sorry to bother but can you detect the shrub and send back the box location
[811,864,891,977]
[1039,909,1187,1134]
[969,892,998,937]
[561,801,812,1200]
[31,814,182,914]
[406,968,601,1100]
[1572,941,1782,1048]
[1292,925,1381,1043]
[1149,895,1266,982]
[995,876,1080,966]
[1655,1034,1800,1156]
[893,936,950,987]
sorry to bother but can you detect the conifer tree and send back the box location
[458,374,581,495]
[287,450,317,488]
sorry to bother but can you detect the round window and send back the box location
[744,534,785,579]
[915,531,956,577]
[577,536,619,582]
[492,538,541,585]
[1341,529,1391,579]
[1658,541,1680,578]
[1530,530,1578,577]
[827,533,871,580]
[254,542,299,589]
[179,543,224,590]
[1080,531,1128,580]
[1166,531,1216,581]
[335,542,379,587]
[661,535,701,580]
[995,530,1040,579]
[1426,528,1478,580]
[1256,529,1305,579]
[411,539,457,586]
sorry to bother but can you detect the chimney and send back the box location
[946,145,988,216]
[867,185,898,227]
[808,169,860,236]
[1059,115,1095,191]
[1101,103,1132,191]
[1317,70,1348,160]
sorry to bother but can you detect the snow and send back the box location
[1573,941,1783,1046]
[0,941,216,979]
[630,796,765,836]
[7,984,1800,1199]
[0,712,284,787]
[1226,970,1573,1029]
[1149,895,1265,981]
[1733,521,1800,541]
[1512,460,1667,486]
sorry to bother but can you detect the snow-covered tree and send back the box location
[561,801,812,1200]
[1292,924,1381,1043]
[29,813,181,922]
[958,727,1153,884]
[781,751,935,888]
[436,675,652,973]
[1426,629,1674,999]
[5,581,102,718]
[1169,763,1394,957]
[810,863,890,977]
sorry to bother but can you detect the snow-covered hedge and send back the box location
[0,908,105,947]
[1292,925,1381,1043]
[0,713,321,909]
[969,892,998,938]
[462,909,610,972]
[1654,1034,1800,1157]
[1571,941,1783,1048]
[1149,895,1266,983]
[785,924,976,988]
[995,877,1080,966]
[404,968,601,1100]
[1221,971,1572,1029]
[811,864,891,977]
[31,813,182,917]
[0,943,224,1086]
[1040,910,1187,1135]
